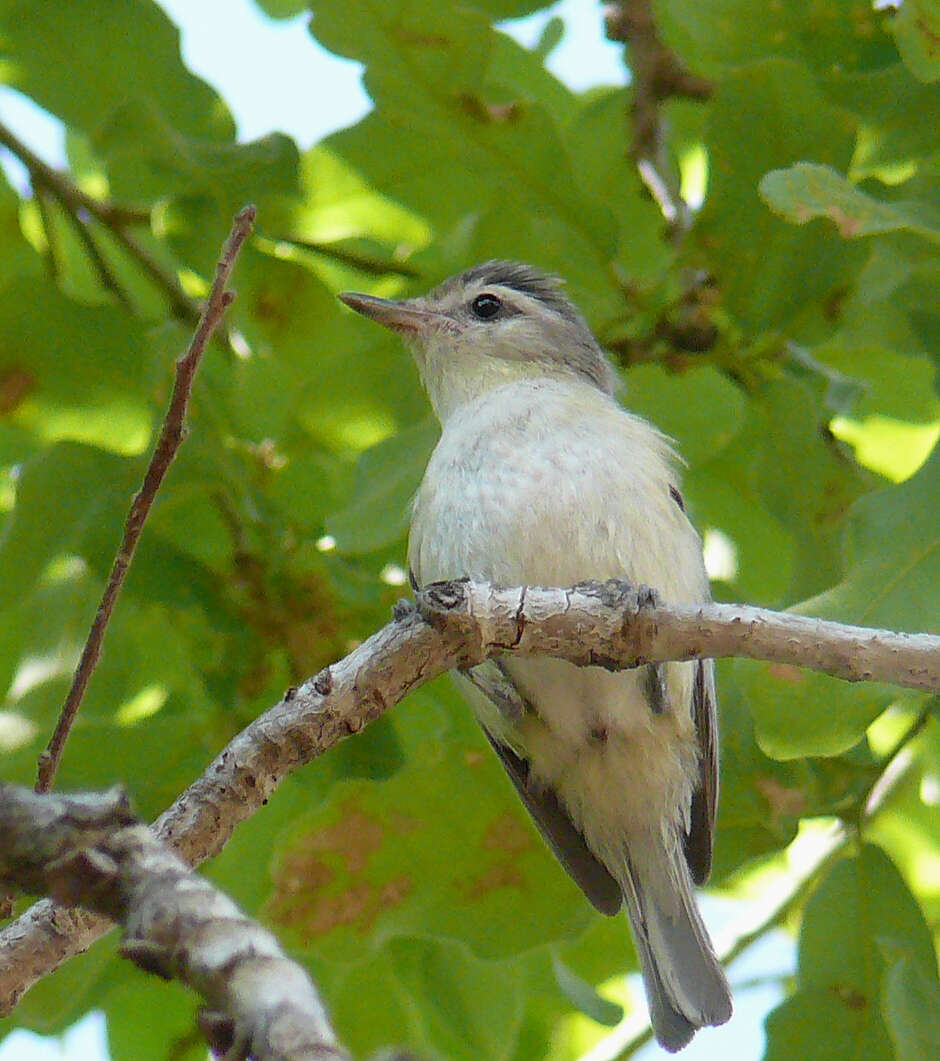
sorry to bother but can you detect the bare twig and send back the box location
[0,784,348,1061]
[57,196,134,310]
[270,234,421,278]
[605,0,712,229]
[33,185,61,281]
[35,204,257,793]
[3,579,937,1011]
[0,119,197,321]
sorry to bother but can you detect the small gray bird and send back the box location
[339,262,732,1052]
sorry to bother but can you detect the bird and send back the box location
[338,261,732,1052]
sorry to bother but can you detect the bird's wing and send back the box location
[461,664,623,916]
[684,660,719,885]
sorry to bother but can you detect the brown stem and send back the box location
[0,119,198,321]
[33,185,61,281]
[272,234,422,278]
[57,196,134,310]
[605,0,712,229]
[35,205,257,793]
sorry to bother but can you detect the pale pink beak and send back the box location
[338,292,446,335]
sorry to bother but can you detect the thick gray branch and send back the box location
[0,784,348,1061]
[1,579,937,1012]
[421,580,940,693]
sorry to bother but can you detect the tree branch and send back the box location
[605,0,712,229]
[2,579,936,1011]
[419,580,940,693]
[0,784,348,1061]
[35,204,257,793]
[0,119,198,322]
[268,234,421,278]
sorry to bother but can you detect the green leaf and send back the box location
[814,307,940,427]
[564,88,670,290]
[54,715,215,822]
[752,377,869,602]
[726,378,908,760]
[94,100,300,212]
[827,64,940,175]
[325,937,524,1061]
[533,16,564,61]
[892,0,940,83]
[103,969,204,1061]
[622,363,746,468]
[551,954,623,1027]
[9,935,120,1035]
[0,169,41,290]
[801,846,937,985]
[799,439,940,633]
[251,0,309,17]
[655,0,896,79]
[0,0,232,140]
[696,59,865,333]
[472,0,558,16]
[264,682,594,964]
[314,0,616,259]
[0,443,141,610]
[765,844,936,1061]
[744,440,939,754]
[327,418,439,554]
[0,276,154,453]
[760,163,940,245]
[765,990,894,1061]
[738,661,898,761]
[883,957,940,1061]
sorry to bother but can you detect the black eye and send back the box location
[471,293,502,320]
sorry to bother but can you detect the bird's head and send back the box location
[339,260,616,421]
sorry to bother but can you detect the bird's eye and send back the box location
[471,293,502,320]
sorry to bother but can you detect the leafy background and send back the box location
[0,1,938,1059]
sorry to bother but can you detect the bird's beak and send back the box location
[337,292,439,333]
[338,292,448,335]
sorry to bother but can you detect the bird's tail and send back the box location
[617,837,732,1053]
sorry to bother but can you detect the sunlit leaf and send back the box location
[761,163,940,245]
[891,0,940,83]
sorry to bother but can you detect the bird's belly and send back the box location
[503,656,698,853]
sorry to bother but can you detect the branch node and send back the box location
[417,577,471,620]
[313,666,334,696]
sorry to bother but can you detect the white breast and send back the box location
[410,376,707,599]
[409,375,708,852]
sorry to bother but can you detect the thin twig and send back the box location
[58,198,134,310]
[0,119,198,322]
[35,204,257,793]
[33,185,61,281]
[0,784,349,1061]
[605,0,712,231]
[271,234,422,278]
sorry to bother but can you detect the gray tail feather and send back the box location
[618,841,732,1053]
